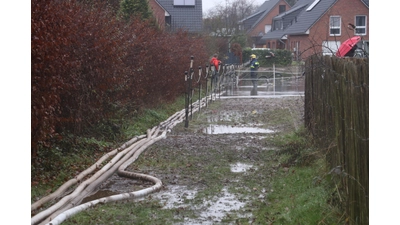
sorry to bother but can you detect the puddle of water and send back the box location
[154,185,197,209]
[230,162,254,173]
[152,185,251,224]
[223,77,305,97]
[198,187,246,222]
[207,111,244,123]
[203,125,274,134]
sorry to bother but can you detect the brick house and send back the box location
[148,0,203,33]
[238,0,292,47]
[260,0,369,59]
[148,0,169,30]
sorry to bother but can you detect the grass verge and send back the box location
[62,118,342,224]
[31,96,186,204]
[33,97,344,225]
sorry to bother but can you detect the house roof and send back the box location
[260,0,312,41]
[261,0,369,41]
[238,0,283,32]
[152,0,170,16]
[156,0,203,33]
[238,10,264,23]
[283,0,337,35]
[273,3,308,20]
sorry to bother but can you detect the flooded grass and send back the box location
[63,97,343,225]
[203,125,274,134]
[224,76,305,97]
[230,162,254,173]
[150,185,248,224]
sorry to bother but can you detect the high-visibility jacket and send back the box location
[250,59,259,70]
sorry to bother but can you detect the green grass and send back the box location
[251,160,342,225]
[63,200,179,225]
[31,145,110,203]
[33,96,344,225]
[31,96,187,203]
[122,96,186,137]
[250,128,344,225]
[56,127,343,225]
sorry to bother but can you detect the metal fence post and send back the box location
[184,70,189,128]
[198,66,202,113]
[205,65,209,108]
[189,56,194,120]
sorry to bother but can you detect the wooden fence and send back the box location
[304,55,369,225]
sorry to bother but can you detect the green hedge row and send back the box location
[242,48,292,67]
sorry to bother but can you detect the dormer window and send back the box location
[273,20,283,30]
[174,0,195,6]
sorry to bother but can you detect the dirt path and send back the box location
[89,96,305,224]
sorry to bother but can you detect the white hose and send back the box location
[32,95,215,225]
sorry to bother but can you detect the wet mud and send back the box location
[85,94,305,224]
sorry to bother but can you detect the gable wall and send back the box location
[249,0,292,37]
[149,0,166,30]
[290,0,369,59]
[287,35,312,59]
[157,0,203,33]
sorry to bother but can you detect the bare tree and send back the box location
[203,0,259,59]
[203,0,259,36]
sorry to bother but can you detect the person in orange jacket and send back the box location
[210,54,222,92]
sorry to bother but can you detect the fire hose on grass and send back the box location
[32,132,158,225]
[32,90,213,225]
[31,135,146,212]
[43,129,167,225]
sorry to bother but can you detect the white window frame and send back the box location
[355,15,367,35]
[174,0,195,6]
[265,25,271,34]
[329,16,341,36]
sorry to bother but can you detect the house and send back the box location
[149,0,203,33]
[260,0,369,59]
[148,0,170,30]
[238,0,292,47]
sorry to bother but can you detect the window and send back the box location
[291,17,297,25]
[274,20,283,30]
[355,15,367,35]
[279,5,286,14]
[265,25,271,33]
[330,16,341,36]
[174,0,195,6]
[322,41,340,55]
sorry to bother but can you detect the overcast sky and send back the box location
[202,0,266,15]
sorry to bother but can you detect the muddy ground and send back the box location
[88,96,305,224]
